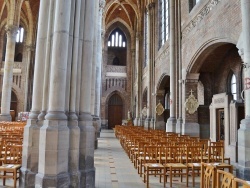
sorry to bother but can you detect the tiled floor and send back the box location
[95,129,201,188]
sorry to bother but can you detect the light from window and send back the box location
[107,29,126,48]
[231,74,237,100]
[119,35,122,47]
[16,27,24,43]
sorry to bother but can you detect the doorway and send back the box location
[216,108,224,141]
[108,94,123,129]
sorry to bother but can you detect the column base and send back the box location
[237,118,250,180]
[35,172,70,188]
[166,117,176,132]
[0,114,12,121]
[19,168,36,188]
[150,118,155,129]
[78,112,95,187]
[236,166,250,180]
[133,117,141,126]
[144,118,151,130]
[92,116,101,149]
[68,118,80,187]
[20,119,40,187]
[176,118,183,134]
[182,122,200,137]
[79,168,95,188]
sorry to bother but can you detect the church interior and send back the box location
[0,0,250,187]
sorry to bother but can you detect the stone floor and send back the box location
[95,129,201,188]
[0,129,201,187]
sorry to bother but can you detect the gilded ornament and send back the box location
[184,90,199,114]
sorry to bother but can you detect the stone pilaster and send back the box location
[182,73,200,137]
[166,0,177,132]
[237,0,250,180]
[0,25,18,121]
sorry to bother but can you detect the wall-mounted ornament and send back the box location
[184,89,199,114]
[155,101,164,116]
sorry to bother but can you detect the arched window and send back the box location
[16,27,24,43]
[107,28,126,48]
[159,0,169,48]
[231,74,237,100]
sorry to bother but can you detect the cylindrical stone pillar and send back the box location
[0,25,18,121]
[20,0,50,187]
[166,0,177,132]
[35,0,72,187]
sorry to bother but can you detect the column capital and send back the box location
[5,25,18,37]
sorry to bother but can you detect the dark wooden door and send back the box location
[108,105,122,129]
[108,94,123,129]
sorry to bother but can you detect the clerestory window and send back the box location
[159,0,169,48]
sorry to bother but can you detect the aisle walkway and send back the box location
[95,129,200,188]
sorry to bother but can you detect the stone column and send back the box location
[78,0,96,186]
[0,25,18,121]
[93,0,105,146]
[91,0,99,149]
[166,0,177,132]
[134,33,142,126]
[144,3,154,129]
[35,0,72,187]
[182,73,200,137]
[20,0,50,186]
[237,0,250,180]
[176,0,183,134]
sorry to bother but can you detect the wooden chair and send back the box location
[143,146,165,188]
[216,169,234,188]
[233,177,250,188]
[0,145,22,188]
[208,145,224,163]
[200,162,216,188]
[186,145,204,187]
[164,146,188,187]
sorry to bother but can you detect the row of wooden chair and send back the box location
[114,125,234,187]
[0,122,24,188]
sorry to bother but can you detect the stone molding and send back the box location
[182,0,222,37]
[106,65,126,73]
[214,98,224,104]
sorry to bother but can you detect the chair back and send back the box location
[201,163,216,188]
[217,169,234,188]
